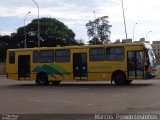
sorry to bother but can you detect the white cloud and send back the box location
[0,0,160,42]
[1,0,160,21]
[123,0,160,21]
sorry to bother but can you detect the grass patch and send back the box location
[156,70,160,78]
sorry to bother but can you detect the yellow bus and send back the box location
[6,42,156,85]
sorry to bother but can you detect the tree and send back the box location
[0,18,85,62]
[86,16,112,45]
[16,17,80,48]
[0,35,10,62]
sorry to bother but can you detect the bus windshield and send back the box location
[148,49,156,69]
[144,42,156,69]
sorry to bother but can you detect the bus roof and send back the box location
[7,42,149,51]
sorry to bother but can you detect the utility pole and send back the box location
[121,0,128,40]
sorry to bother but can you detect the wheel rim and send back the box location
[114,72,126,85]
[37,74,48,85]
[39,77,46,84]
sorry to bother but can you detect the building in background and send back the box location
[139,38,149,43]
[122,39,132,43]
[152,41,160,57]
[120,38,150,43]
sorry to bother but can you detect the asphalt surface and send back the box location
[0,76,160,114]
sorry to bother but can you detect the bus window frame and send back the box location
[89,47,106,61]
[55,49,70,63]
[33,50,39,63]
[106,47,125,61]
[39,50,54,63]
[9,51,15,64]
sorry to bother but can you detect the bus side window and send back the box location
[89,48,105,61]
[39,50,54,63]
[33,51,39,63]
[106,47,124,61]
[55,49,70,62]
[9,52,15,64]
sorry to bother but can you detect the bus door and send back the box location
[18,55,30,80]
[127,51,144,79]
[73,53,88,80]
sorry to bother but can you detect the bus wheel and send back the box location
[36,73,49,85]
[51,81,61,85]
[113,72,126,85]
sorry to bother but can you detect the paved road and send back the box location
[0,77,160,114]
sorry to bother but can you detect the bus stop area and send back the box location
[0,76,160,114]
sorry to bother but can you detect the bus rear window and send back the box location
[9,52,15,64]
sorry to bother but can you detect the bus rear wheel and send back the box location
[113,72,127,85]
[36,73,49,85]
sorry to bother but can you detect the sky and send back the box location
[0,0,160,43]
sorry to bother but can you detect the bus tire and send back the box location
[36,72,49,85]
[51,81,61,85]
[113,71,126,85]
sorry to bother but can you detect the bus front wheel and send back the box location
[36,73,49,85]
[113,72,127,85]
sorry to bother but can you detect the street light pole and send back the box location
[145,30,152,41]
[32,0,40,47]
[93,11,96,19]
[24,11,31,48]
[93,11,97,45]
[132,22,138,42]
[121,0,128,40]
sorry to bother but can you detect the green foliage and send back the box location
[0,35,11,62]
[86,16,112,45]
[0,17,85,62]
[17,17,79,47]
